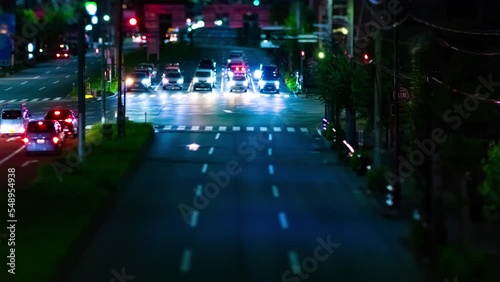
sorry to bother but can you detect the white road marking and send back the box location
[191,126,199,130]
[233,126,240,131]
[171,94,177,97]
[4,87,12,91]
[163,125,172,130]
[21,81,27,85]
[0,146,26,165]
[287,251,302,274]
[42,98,50,101]
[268,165,274,175]
[39,86,46,90]
[205,126,213,131]
[74,71,77,73]
[56,67,60,69]
[21,160,39,167]
[6,137,20,142]
[260,127,268,131]
[45,71,51,74]
[268,148,272,156]
[201,164,208,173]
[269,134,272,141]
[208,147,214,155]
[19,99,28,102]
[149,94,156,97]
[54,97,61,100]
[177,125,186,130]
[215,133,220,139]
[179,249,192,273]
[53,80,59,84]
[223,110,232,113]
[189,210,199,227]
[273,127,281,132]
[287,127,295,132]
[0,100,4,103]
[7,99,16,103]
[219,126,227,131]
[272,185,280,198]
[31,98,39,102]
[278,212,289,229]
[65,75,70,78]
[195,184,202,196]
[34,76,40,78]
[154,84,161,91]
[247,126,254,131]
[300,127,309,133]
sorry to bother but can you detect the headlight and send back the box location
[274,81,280,87]
[227,59,231,63]
[177,78,184,83]
[126,78,133,85]
[193,77,198,83]
[228,72,234,77]
[243,81,248,86]
[229,80,235,86]
[142,79,149,84]
[208,77,215,83]
[163,78,168,83]
[258,81,265,87]
[254,70,262,79]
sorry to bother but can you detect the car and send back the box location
[198,59,216,73]
[226,64,248,80]
[229,75,249,92]
[258,72,280,93]
[192,69,216,91]
[137,63,157,82]
[133,68,154,82]
[254,64,279,80]
[22,120,65,155]
[125,72,151,91]
[132,34,148,46]
[0,103,31,136]
[55,44,70,59]
[227,50,246,63]
[44,109,78,138]
[162,71,184,90]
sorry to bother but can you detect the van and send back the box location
[0,103,31,136]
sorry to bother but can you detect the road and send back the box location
[65,44,425,282]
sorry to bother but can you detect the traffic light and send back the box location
[363,53,372,64]
[129,18,137,26]
[84,2,97,16]
[301,50,305,58]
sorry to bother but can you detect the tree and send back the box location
[479,141,500,222]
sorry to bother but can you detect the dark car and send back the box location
[55,44,70,59]
[23,120,65,155]
[44,109,78,138]
[199,59,216,72]
[254,64,279,80]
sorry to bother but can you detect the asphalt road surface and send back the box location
[66,45,425,282]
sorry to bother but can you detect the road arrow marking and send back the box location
[21,160,39,167]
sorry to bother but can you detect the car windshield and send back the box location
[137,65,151,70]
[45,110,70,119]
[166,72,181,78]
[262,74,278,80]
[229,52,243,58]
[233,76,246,81]
[28,121,55,133]
[263,67,278,73]
[195,71,211,77]
[2,110,22,119]
[130,73,146,78]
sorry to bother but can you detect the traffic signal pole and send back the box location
[77,5,86,162]
[99,2,107,124]
[116,0,124,138]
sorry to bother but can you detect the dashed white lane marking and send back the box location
[42,98,50,101]
[205,126,213,131]
[201,164,208,173]
[192,126,199,130]
[219,126,227,131]
[19,99,28,102]
[31,98,39,101]
[260,127,268,131]
[287,127,295,132]
[189,210,199,227]
[195,184,202,196]
[45,71,51,74]
[65,75,70,78]
[272,185,280,198]
[34,76,40,78]
[287,251,302,274]
[7,99,16,103]
[163,125,172,130]
[268,148,272,156]
[208,147,214,155]
[53,80,59,84]
[177,125,186,130]
[268,165,274,175]
[149,94,156,97]
[278,212,289,229]
[215,133,220,140]
[39,86,46,90]
[179,249,193,273]
[0,100,4,103]
[56,67,60,69]
[247,126,254,131]
[54,97,61,100]
[269,134,272,141]
[0,145,26,165]
[4,87,12,91]
[233,126,240,131]
[21,81,27,85]
[300,127,308,133]
[273,127,281,132]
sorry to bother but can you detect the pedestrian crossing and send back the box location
[125,93,294,99]
[0,97,66,104]
[154,125,314,133]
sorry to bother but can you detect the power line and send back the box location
[410,15,500,36]
[435,37,500,56]
[429,77,500,105]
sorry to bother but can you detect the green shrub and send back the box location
[479,142,500,222]
[366,165,389,193]
[284,73,299,93]
[349,150,372,175]
[325,122,335,141]
[435,246,486,282]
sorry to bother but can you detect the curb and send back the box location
[51,126,155,282]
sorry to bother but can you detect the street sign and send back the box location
[393,87,410,100]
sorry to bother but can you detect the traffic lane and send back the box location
[268,133,423,282]
[67,133,213,282]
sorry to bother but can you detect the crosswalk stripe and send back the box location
[273,127,282,132]
[19,99,28,102]
[149,94,156,97]
[0,100,5,104]
[284,94,290,98]
[31,98,40,102]
[300,128,309,133]
[233,126,240,131]
[8,99,16,103]
[219,126,227,131]
[205,126,213,131]
[163,125,172,130]
[140,94,147,97]
[171,94,178,97]
[42,98,50,101]
[177,125,186,130]
[247,126,254,131]
[192,126,200,130]
[287,127,295,132]
[129,95,135,98]
[54,97,61,100]
[260,127,268,131]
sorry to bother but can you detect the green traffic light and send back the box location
[253,0,260,6]
[85,2,97,16]
[318,51,325,59]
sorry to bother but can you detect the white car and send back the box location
[192,69,216,91]
[229,75,249,92]
[125,72,151,91]
[258,72,280,93]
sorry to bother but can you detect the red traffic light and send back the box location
[129,18,137,26]
[363,53,372,64]
[301,51,305,57]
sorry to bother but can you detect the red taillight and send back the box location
[142,36,146,39]
[53,137,59,144]
[64,53,68,57]
[22,137,28,143]
[64,118,72,123]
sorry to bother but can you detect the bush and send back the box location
[366,165,389,193]
[479,142,500,222]
[325,122,335,141]
[349,149,372,175]
[284,72,299,93]
[435,246,487,282]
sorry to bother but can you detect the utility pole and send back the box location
[327,0,333,51]
[99,0,107,124]
[116,0,124,138]
[346,0,354,55]
[295,0,301,33]
[373,33,382,167]
[392,11,401,211]
[77,4,86,162]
